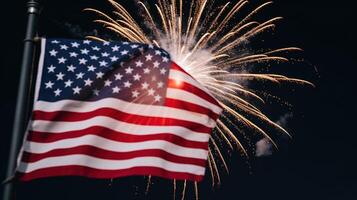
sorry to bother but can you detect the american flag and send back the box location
[17,38,222,182]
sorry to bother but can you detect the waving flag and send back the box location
[17,38,222,182]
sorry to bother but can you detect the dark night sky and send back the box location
[1,0,356,199]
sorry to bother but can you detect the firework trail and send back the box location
[85,0,313,198]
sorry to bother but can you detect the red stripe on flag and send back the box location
[21,147,207,166]
[167,79,221,107]
[170,62,191,75]
[164,98,219,120]
[32,109,212,132]
[27,127,208,149]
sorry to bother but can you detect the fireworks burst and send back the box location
[85,0,313,198]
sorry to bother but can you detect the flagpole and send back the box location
[2,1,41,200]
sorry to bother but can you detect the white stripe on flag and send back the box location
[33,98,217,127]
[24,134,208,159]
[18,155,206,175]
[30,116,210,142]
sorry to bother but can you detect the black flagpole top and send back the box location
[27,0,41,14]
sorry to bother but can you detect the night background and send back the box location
[1,0,356,199]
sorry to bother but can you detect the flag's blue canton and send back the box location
[39,38,171,105]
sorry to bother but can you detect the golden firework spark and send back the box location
[85,0,313,198]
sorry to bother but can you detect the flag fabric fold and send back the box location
[17,38,222,182]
